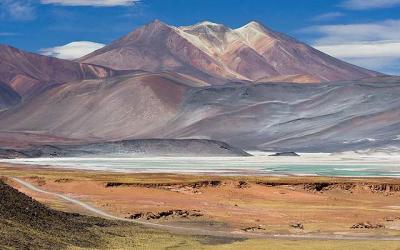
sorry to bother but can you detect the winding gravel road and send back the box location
[11,177,400,241]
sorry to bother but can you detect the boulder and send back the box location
[290,223,304,229]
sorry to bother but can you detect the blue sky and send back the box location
[1,0,399,75]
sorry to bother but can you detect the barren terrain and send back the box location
[2,164,400,240]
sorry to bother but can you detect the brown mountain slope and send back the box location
[0,45,117,98]
[178,21,280,81]
[0,81,21,111]
[0,72,195,140]
[80,20,381,83]
[235,22,378,82]
[1,75,398,152]
[80,20,240,83]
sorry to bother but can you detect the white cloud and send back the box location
[303,20,400,75]
[341,0,400,10]
[315,41,400,58]
[40,0,140,7]
[312,12,344,22]
[0,0,35,21]
[304,20,400,45]
[40,41,105,60]
[314,41,400,74]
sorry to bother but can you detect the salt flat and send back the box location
[1,152,400,177]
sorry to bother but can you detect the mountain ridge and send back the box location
[0,44,118,99]
[0,73,399,152]
[80,20,382,83]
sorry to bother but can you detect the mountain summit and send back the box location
[80,20,381,83]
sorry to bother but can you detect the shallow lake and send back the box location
[2,152,400,177]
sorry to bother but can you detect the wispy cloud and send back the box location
[0,0,35,21]
[40,0,140,7]
[40,41,105,60]
[302,20,400,75]
[315,41,400,58]
[303,20,400,45]
[0,32,19,36]
[312,12,344,22]
[341,0,400,10]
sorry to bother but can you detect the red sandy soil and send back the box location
[2,164,400,237]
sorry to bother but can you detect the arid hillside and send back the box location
[0,45,117,99]
[80,20,381,83]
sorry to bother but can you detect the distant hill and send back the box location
[0,45,117,98]
[0,139,251,158]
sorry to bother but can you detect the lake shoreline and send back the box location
[1,152,400,177]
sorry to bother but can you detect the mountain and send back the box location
[80,20,234,84]
[162,76,400,152]
[0,72,196,140]
[1,73,399,152]
[0,81,21,111]
[0,20,394,153]
[80,20,381,83]
[0,45,117,98]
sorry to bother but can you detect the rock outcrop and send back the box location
[128,210,203,220]
[0,139,250,158]
[351,222,385,229]
[269,152,300,156]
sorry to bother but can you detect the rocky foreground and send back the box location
[0,179,118,249]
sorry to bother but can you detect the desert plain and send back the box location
[2,161,400,249]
